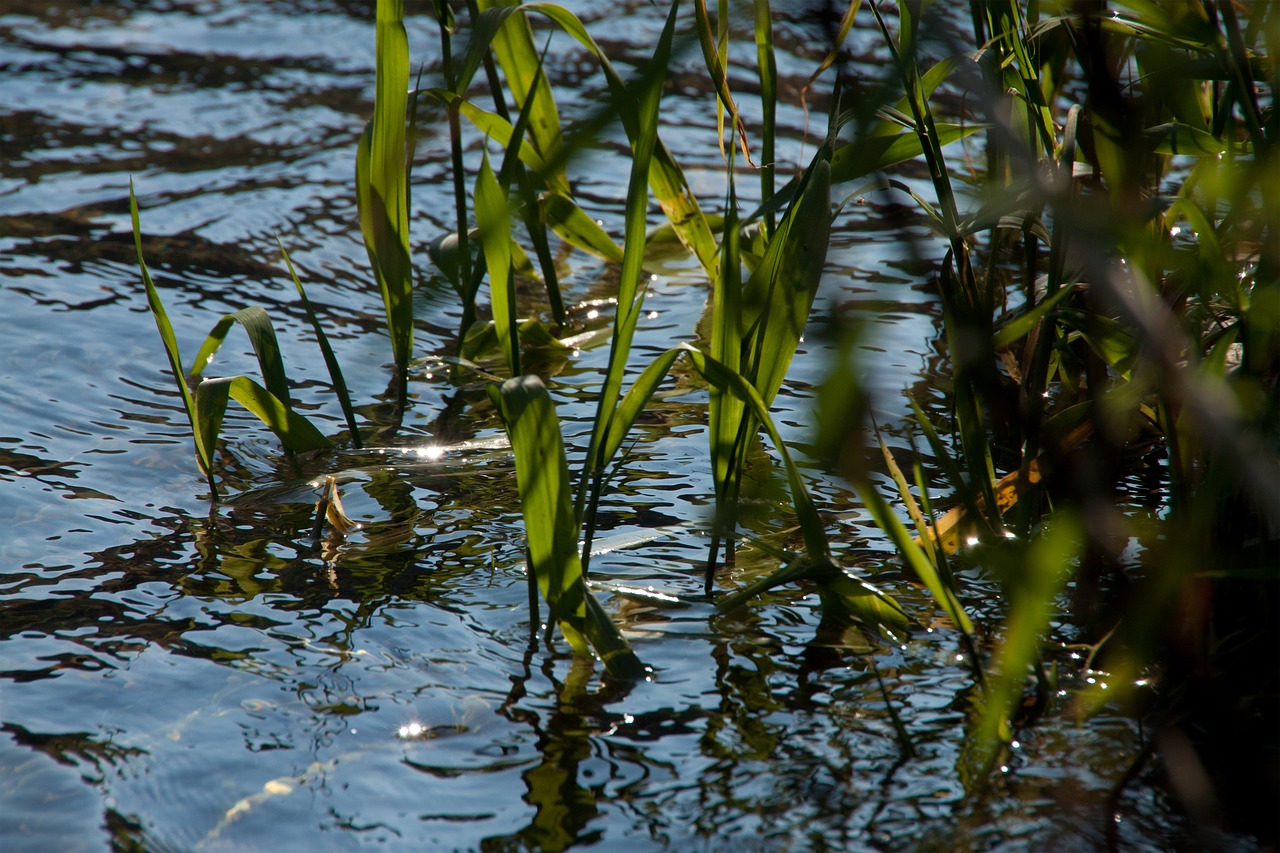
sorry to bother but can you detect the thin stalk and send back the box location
[753,0,777,234]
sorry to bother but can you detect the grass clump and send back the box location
[129,0,1276,835]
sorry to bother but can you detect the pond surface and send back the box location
[0,2,1232,850]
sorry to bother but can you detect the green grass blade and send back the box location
[129,182,216,491]
[577,1,678,512]
[584,593,648,680]
[578,345,682,568]
[278,239,361,447]
[541,191,624,263]
[753,0,777,225]
[983,1,1057,156]
[197,376,331,454]
[856,480,975,637]
[516,1,720,281]
[742,155,831,406]
[356,0,413,376]
[475,152,520,378]
[715,553,912,642]
[992,281,1075,348]
[681,344,828,561]
[830,121,983,186]
[487,375,645,678]
[188,306,290,407]
[598,348,683,466]
[420,90,566,191]
[474,0,564,178]
[967,515,1080,776]
[709,163,744,522]
[192,376,231,476]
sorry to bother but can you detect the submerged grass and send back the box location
[130,0,1277,836]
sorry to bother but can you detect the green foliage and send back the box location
[131,185,332,498]
[130,182,216,494]
[278,240,361,447]
[132,0,1276,811]
[356,0,413,386]
[814,0,1279,784]
[487,375,646,680]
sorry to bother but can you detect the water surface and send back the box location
[1,2,1217,850]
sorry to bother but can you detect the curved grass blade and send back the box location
[703,149,832,582]
[417,90,565,191]
[129,182,216,493]
[799,0,860,108]
[597,348,684,467]
[830,121,983,186]
[715,552,912,642]
[541,191,624,263]
[474,0,564,180]
[579,346,684,567]
[470,1,719,280]
[856,479,974,637]
[693,0,755,166]
[278,239,361,447]
[195,376,331,456]
[188,306,290,406]
[680,344,828,561]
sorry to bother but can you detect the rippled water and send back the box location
[0,2,1226,850]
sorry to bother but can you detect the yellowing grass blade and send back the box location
[857,481,974,637]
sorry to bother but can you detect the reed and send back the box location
[826,0,1277,801]
[130,0,1275,819]
[131,185,332,501]
[355,0,414,406]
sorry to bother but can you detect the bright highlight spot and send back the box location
[398,722,426,739]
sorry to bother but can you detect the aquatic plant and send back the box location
[814,0,1277,814]
[130,184,332,501]
[129,0,1276,831]
[355,0,414,407]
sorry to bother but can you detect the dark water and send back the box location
[0,2,1231,850]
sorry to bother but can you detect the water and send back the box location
[0,2,1231,850]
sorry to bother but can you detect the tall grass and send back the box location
[131,0,1276,826]
[824,0,1277,815]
